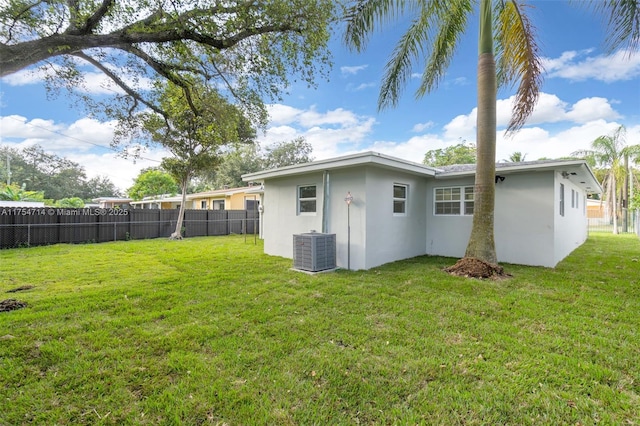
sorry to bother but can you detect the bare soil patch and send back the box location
[0,299,28,312]
[444,257,511,280]
[6,285,35,293]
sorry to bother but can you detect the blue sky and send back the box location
[1,1,639,192]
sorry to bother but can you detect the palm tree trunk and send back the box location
[465,0,497,264]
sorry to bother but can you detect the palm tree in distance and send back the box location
[506,152,527,162]
[573,125,640,234]
[344,0,640,275]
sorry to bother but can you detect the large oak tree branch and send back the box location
[1,21,297,77]
[71,50,165,117]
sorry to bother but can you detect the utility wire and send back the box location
[3,115,162,164]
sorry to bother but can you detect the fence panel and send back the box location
[208,210,228,236]
[184,210,208,237]
[59,210,99,244]
[0,207,258,248]
[98,211,131,242]
[0,211,15,248]
[129,210,160,240]
[159,210,178,237]
[228,210,247,234]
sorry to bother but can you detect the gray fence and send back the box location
[0,207,258,249]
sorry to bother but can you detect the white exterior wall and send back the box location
[553,172,589,265]
[426,171,582,268]
[323,169,368,269]
[261,173,325,260]
[493,172,555,267]
[260,166,428,270]
[261,163,591,270]
[425,177,474,258]
[362,168,427,269]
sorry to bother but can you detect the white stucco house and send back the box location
[242,151,601,270]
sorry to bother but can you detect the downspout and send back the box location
[322,170,330,233]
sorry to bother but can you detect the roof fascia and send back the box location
[242,151,437,181]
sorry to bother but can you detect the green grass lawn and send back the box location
[1,234,639,425]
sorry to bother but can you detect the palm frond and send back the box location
[587,0,640,55]
[495,0,543,134]
[343,0,418,52]
[415,0,472,100]
[378,1,439,109]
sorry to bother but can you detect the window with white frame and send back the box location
[201,200,208,209]
[213,200,225,210]
[298,185,317,214]
[559,183,565,217]
[434,186,474,215]
[393,184,408,215]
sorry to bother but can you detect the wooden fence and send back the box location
[0,207,259,249]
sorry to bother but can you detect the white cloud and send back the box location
[0,115,117,152]
[0,114,166,191]
[1,63,153,95]
[543,49,640,82]
[450,92,623,136]
[259,104,377,160]
[565,97,622,123]
[412,121,435,132]
[265,104,302,125]
[443,111,476,141]
[340,65,368,76]
[66,148,167,191]
[348,82,377,91]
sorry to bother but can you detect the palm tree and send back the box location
[344,0,639,270]
[573,125,640,234]
[344,0,542,268]
[506,152,527,162]
[0,184,44,202]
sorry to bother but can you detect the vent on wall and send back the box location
[293,232,336,272]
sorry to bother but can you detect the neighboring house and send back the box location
[189,186,261,211]
[92,197,132,209]
[242,151,602,270]
[129,186,262,210]
[130,194,183,209]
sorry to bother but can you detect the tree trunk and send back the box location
[464,0,497,264]
[622,153,629,232]
[170,178,189,240]
[611,172,618,235]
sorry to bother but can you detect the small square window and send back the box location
[298,185,317,214]
[393,184,408,215]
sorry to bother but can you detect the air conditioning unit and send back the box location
[293,232,336,272]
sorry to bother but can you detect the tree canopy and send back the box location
[423,143,477,167]
[138,81,256,238]
[0,144,120,200]
[127,168,179,201]
[203,137,314,189]
[263,137,314,170]
[0,0,337,123]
